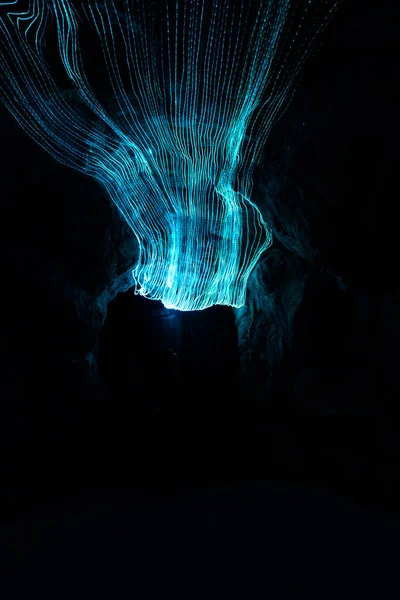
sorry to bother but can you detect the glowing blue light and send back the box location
[0,0,338,311]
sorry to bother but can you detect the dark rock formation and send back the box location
[0,2,398,596]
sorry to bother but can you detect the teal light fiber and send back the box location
[0,0,338,311]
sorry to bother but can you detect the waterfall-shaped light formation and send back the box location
[0,0,338,311]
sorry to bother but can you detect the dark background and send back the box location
[1,0,399,597]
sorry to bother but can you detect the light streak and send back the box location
[0,0,338,310]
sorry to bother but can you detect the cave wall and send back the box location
[0,0,397,511]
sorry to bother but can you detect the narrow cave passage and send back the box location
[98,290,241,420]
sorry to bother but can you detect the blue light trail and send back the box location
[0,0,338,310]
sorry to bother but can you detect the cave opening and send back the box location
[98,289,242,421]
